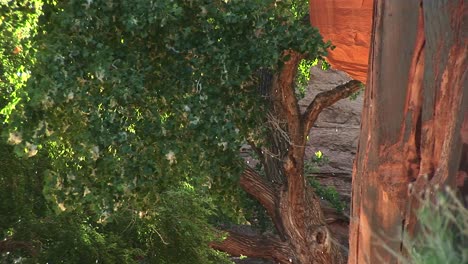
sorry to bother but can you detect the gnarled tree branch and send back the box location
[211,229,292,264]
[273,50,305,147]
[240,166,276,219]
[302,80,362,140]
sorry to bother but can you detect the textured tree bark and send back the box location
[213,50,362,263]
[211,228,292,263]
[349,1,467,263]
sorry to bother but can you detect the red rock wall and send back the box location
[309,0,373,83]
[348,1,467,262]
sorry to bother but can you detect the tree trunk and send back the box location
[349,1,467,263]
[212,51,362,263]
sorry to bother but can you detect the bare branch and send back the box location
[302,80,362,140]
[211,229,291,263]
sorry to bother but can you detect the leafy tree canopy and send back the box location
[1,0,329,262]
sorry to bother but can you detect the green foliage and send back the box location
[407,189,467,264]
[349,82,365,101]
[308,178,345,212]
[0,133,230,263]
[3,0,329,213]
[1,0,330,262]
[295,59,316,99]
[0,0,43,122]
[305,151,345,212]
[382,188,467,264]
[304,150,329,174]
[0,133,132,263]
[294,59,332,99]
[0,132,49,243]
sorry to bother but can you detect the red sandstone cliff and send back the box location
[309,0,373,82]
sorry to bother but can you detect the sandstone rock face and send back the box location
[300,66,363,203]
[309,0,373,83]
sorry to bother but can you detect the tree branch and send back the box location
[240,166,276,219]
[240,166,290,238]
[302,80,362,140]
[273,50,305,147]
[246,139,267,168]
[211,229,292,264]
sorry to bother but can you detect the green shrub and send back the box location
[383,187,467,264]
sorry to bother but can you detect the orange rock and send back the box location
[309,0,373,83]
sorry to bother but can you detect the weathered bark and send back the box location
[239,166,276,220]
[213,50,362,263]
[211,229,291,263]
[349,1,467,263]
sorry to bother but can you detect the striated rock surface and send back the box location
[299,66,363,204]
[309,0,373,82]
[348,1,467,262]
